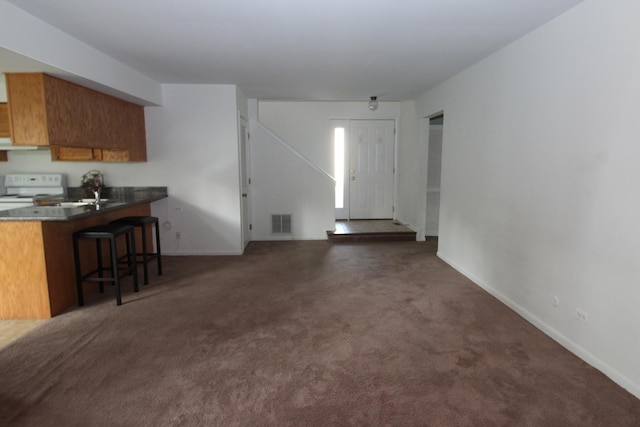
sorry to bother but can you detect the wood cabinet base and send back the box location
[0,204,151,319]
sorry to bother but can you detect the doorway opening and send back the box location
[425,114,443,240]
[239,116,251,250]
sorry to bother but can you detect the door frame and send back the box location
[420,111,444,241]
[332,118,398,221]
[238,114,252,250]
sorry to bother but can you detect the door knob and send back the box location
[242,193,247,197]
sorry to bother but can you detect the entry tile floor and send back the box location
[332,219,415,235]
[328,220,417,242]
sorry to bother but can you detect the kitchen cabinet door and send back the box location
[51,147,101,161]
[42,74,93,147]
[6,73,93,147]
[5,73,50,146]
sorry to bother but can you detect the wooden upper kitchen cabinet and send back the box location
[5,73,146,161]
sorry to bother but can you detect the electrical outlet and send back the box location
[576,308,589,323]
[175,232,181,240]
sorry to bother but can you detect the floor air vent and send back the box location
[271,214,292,234]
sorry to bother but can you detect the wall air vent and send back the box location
[271,214,292,234]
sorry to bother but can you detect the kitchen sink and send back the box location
[35,199,110,208]
[56,202,90,207]
[80,199,108,203]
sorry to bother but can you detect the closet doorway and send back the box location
[425,114,443,238]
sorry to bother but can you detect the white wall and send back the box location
[0,84,245,255]
[145,84,244,255]
[250,121,335,240]
[259,101,402,174]
[254,101,402,239]
[0,0,161,105]
[395,101,422,234]
[400,0,640,397]
[0,74,6,101]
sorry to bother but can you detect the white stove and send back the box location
[0,173,67,211]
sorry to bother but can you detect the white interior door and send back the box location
[349,120,395,219]
[239,117,252,249]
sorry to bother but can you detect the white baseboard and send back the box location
[437,250,640,400]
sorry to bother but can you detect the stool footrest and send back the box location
[81,265,136,282]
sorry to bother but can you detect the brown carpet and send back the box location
[1,240,639,426]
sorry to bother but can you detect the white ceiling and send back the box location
[3,0,582,101]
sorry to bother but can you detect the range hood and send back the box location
[0,137,47,150]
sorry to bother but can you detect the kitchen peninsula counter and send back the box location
[0,187,167,221]
[0,187,167,319]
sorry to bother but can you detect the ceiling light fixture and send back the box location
[368,96,378,111]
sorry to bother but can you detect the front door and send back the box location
[348,120,395,219]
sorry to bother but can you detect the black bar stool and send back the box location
[73,224,138,306]
[109,216,162,285]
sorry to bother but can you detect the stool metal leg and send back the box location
[130,231,139,292]
[96,239,104,293]
[109,236,122,306]
[141,223,149,285]
[154,219,163,276]
[124,232,133,276]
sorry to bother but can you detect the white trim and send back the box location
[437,251,640,400]
[238,112,252,251]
